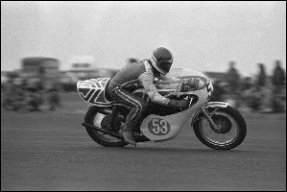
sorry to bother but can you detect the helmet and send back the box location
[150,47,173,75]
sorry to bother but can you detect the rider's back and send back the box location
[108,61,146,92]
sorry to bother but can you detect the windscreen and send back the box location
[155,68,209,92]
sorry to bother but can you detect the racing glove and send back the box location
[167,99,190,111]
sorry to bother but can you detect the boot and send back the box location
[121,124,136,146]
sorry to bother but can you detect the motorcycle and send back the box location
[77,68,247,150]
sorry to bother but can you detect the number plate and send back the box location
[148,118,171,135]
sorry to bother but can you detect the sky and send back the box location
[1,1,286,76]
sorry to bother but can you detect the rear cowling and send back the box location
[77,78,115,107]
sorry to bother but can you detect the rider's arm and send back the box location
[138,61,170,106]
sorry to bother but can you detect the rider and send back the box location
[107,47,189,145]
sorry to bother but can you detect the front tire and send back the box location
[193,106,247,150]
[84,106,128,147]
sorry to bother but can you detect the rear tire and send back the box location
[84,106,128,147]
[193,106,247,150]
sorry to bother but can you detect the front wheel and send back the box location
[193,106,247,150]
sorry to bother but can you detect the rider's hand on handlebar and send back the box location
[168,99,190,111]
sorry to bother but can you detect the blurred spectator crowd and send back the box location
[211,60,286,113]
[1,74,61,112]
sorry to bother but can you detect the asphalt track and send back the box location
[1,108,286,191]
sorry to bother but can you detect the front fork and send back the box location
[200,106,221,131]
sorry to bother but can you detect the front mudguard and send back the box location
[191,102,229,126]
[205,101,229,108]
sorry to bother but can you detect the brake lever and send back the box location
[186,96,194,108]
[183,95,194,108]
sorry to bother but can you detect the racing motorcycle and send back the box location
[77,68,247,150]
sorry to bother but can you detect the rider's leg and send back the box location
[109,87,147,145]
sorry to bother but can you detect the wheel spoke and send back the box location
[199,112,239,146]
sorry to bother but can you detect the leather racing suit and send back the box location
[107,59,171,132]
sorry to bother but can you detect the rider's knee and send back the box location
[141,101,148,112]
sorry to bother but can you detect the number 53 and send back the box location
[152,119,168,134]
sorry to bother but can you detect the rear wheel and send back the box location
[193,106,247,150]
[84,106,128,147]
